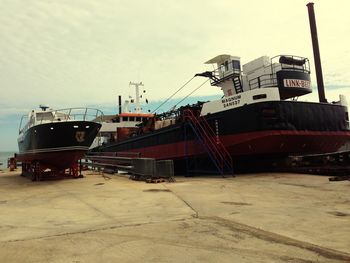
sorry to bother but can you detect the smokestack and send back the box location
[307,2,327,103]
[118,95,122,114]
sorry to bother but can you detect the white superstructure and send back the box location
[196,54,315,116]
[91,82,153,147]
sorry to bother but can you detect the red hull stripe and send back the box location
[123,130,350,159]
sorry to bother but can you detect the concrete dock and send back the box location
[0,170,349,262]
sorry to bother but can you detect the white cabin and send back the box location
[203,54,312,100]
[199,54,348,116]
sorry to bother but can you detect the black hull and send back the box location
[92,101,350,159]
[18,121,101,170]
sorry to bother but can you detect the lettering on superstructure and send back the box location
[222,94,241,108]
[283,79,310,88]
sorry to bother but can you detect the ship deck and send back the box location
[0,170,349,262]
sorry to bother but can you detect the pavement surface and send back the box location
[0,169,349,262]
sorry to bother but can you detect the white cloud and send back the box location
[0,0,349,112]
[0,0,349,148]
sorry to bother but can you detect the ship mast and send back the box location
[129,81,144,113]
[307,2,327,103]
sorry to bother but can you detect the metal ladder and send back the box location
[233,76,243,93]
[184,109,234,176]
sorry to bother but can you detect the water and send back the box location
[0,151,15,169]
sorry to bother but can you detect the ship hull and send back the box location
[17,121,101,170]
[97,130,350,160]
[92,101,350,164]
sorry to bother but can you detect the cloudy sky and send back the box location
[0,0,349,151]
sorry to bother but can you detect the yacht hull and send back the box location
[17,121,101,170]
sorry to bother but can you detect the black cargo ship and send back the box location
[91,3,350,174]
[91,54,349,173]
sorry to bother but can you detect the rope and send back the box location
[152,76,195,113]
[173,79,209,109]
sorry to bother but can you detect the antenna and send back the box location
[129,81,144,113]
[39,104,49,111]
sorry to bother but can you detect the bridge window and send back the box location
[253,94,267,100]
[232,60,240,70]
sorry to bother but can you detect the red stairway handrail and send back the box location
[183,108,233,173]
[184,109,221,156]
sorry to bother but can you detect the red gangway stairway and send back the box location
[183,108,234,176]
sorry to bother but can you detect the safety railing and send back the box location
[248,74,278,90]
[248,55,310,90]
[47,108,104,122]
[271,55,310,74]
[209,68,241,86]
[184,108,234,176]
[19,108,104,135]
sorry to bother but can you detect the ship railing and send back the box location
[248,74,278,90]
[248,55,310,90]
[38,108,104,124]
[271,55,310,74]
[209,66,241,86]
[18,115,29,135]
[18,108,104,134]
